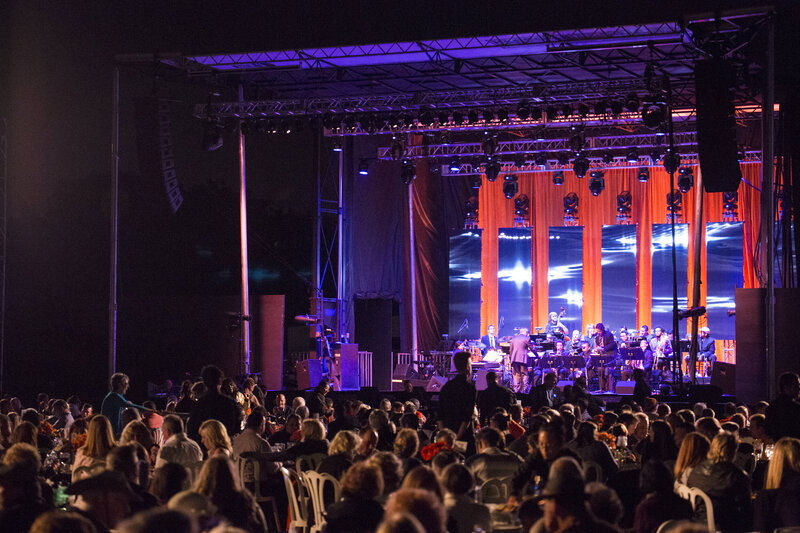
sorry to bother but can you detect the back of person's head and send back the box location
[490,411,510,432]
[368,451,402,493]
[674,432,711,480]
[244,411,265,431]
[766,436,800,489]
[393,428,420,459]
[641,459,675,495]
[384,488,447,533]
[106,444,140,482]
[340,461,384,499]
[452,351,470,373]
[400,413,419,430]
[85,415,116,458]
[329,430,360,458]
[200,365,224,388]
[441,463,473,496]
[729,413,746,430]
[120,420,154,450]
[199,419,232,451]
[376,512,425,533]
[116,508,197,533]
[708,432,737,464]
[21,408,40,427]
[162,414,184,437]
[1,442,42,473]
[301,418,325,441]
[194,456,238,499]
[575,421,598,447]
[643,397,658,412]
[150,462,191,505]
[656,403,672,418]
[11,420,37,447]
[401,465,443,502]
[585,482,624,526]
[486,371,498,384]
[28,510,97,533]
[676,409,696,424]
[476,427,505,450]
[369,409,391,432]
[430,450,459,478]
[701,407,715,419]
[750,413,766,430]
[434,428,456,447]
[695,416,722,441]
[779,372,800,395]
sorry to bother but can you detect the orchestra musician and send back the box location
[544,311,569,337]
[639,324,653,343]
[649,327,672,374]
[592,322,619,392]
[618,329,630,350]
[480,324,504,364]
[581,324,596,349]
[508,327,532,393]
[683,326,717,376]
[567,329,581,352]
[640,339,655,377]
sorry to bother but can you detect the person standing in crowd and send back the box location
[438,351,477,456]
[476,371,515,427]
[101,373,147,438]
[766,372,800,441]
[509,328,532,393]
[187,365,243,443]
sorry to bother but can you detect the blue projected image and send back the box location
[548,227,583,332]
[706,222,743,339]
[651,223,688,329]
[449,231,482,340]
[601,225,637,331]
[498,228,532,335]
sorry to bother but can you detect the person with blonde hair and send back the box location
[120,420,155,453]
[264,417,328,462]
[194,456,266,532]
[199,419,232,459]
[754,437,800,531]
[384,488,448,533]
[318,429,360,479]
[687,432,752,532]
[377,512,426,533]
[394,428,422,476]
[72,414,116,481]
[673,432,711,485]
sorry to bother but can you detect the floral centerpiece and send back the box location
[420,440,452,462]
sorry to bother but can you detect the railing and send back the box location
[358,351,373,388]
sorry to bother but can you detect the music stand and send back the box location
[590,355,616,367]
[565,356,585,377]
[538,341,555,351]
[538,356,559,370]
[620,347,644,361]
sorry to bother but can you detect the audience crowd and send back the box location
[0,354,799,533]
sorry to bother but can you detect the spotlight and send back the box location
[390,138,404,160]
[678,167,694,193]
[641,98,667,129]
[359,159,369,175]
[482,136,498,156]
[201,121,223,151]
[449,156,461,173]
[616,191,632,214]
[624,92,640,112]
[572,154,590,178]
[468,110,479,124]
[516,101,531,121]
[558,153,569,167]
[723,191,738,210]
[401,159,416,185]
[663,150,681,174]
[485,160,501,182]
[483,109,495,122]
[496,108,509,122]
[667,189,682,213]
[535,154,548,168]
[503,174,519,199]
[626,148,639,164]
[465,196,479,217]
[638,167,650,182]
[589,171,605,196]
[471,175,482,189]
[564,192,579,215]
[602,152,614,165]
[569,125,585,153]
[333,139,343,153]
[649,148,661,164]
[514,194,530,217]
[553,170,565,185]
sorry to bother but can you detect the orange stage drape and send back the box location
[477,163,763,362]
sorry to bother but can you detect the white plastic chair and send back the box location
[674,483,715,533]
[237,454,281,533]
[478,477,510,504]
[282,466,310,533]
[296,453,327,472]
[303,470,341,533]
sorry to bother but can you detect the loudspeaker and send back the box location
[710,361,736,395]
[393,363,410,380]
[695,59,741,193]
[689,384,723,404]
[336,343,360,391]
[355,298,394,391]
[296,359,323,390]
[616,381,636,394]
[255,295,285,390]
[475,369,490,391]
[426,376,448,392]
[556,380,574,390]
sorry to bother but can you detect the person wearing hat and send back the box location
[683,327,716,377]
[534,457,620,533]
[66,470,141,533]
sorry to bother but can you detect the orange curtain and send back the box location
[478,163,762,341]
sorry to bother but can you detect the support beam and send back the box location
[763,17,776,398]
[238,85,252,374]
[109,66,120,379]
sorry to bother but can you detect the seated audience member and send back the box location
[512,422,579,498]
[11,421,38,448]
[465,427,523,484]
[753,437,800,532]
[567,421,618,481]
[673,432,711,485]
[634,460,692,533]
[377,512,426,533]
[28,510,96,533]
[198,419,233,458]
[21,409,55,451]
[264,417,328,462]
[115,508,198,533]
[687,432,752,532]
[319,429,360,479]
[119,420,156,460]
[106,444,160,514]
[695,416,722,442]
[585,482,624,527]
[441,463,491,533]
[0,459,52,531]
[186,365,243,443]
[325,461,386,533]
[355,427,379,461]
[72,415,116,482]
[193,456,267,532]
[167,490,220,531]
[370,409,396,452]
[268,413,300,445]
[1,442,54,506]
[749,413,772,445]
[637,419,679,464]
[384,488,448,533]
[394,428,422,476]
[48,399,74,433]
[765,372,800,441]
[401,465,444,502]
[66,470,141,533]
[369,451,404,500]
[327,401,358,440]
[155,414,203,469]
[149,462,191,505]
[430,449,460,478]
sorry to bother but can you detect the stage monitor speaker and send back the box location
[426,376,448,392]
[336,343,360,391]
[475,370,490,391]
[296,359,323,390]
[695,59,741,193]
[616,381,636,395]
[393,364,410,380]
[556,380,574,390]
[689,384,723,404]
[710,361,736,395]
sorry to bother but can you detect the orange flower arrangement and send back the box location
[597,431,616,450]
[72,433,87,450]
[420,441,452,462]
[39,420,55,437]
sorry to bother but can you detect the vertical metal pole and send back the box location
[408,181,418,360]
[315,128,323,357]
[764,17,776,398]
[109,66,120,378]
[337,149,344,340]
[666,78,682,394]
[0,118,7,392]
[689,172,704,384]
[237,84,251,374]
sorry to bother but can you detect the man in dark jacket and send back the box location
[477,371,515,426]
[765,372,800,441]
[438,351,477,455]
[530,372,563,411]
[187,365,243,444]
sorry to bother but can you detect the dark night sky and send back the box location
[0,1,795,403]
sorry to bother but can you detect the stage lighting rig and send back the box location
[589,171,605,196]
[609,100,624,117]
[558,153,569,167]
[201,121,224,151]
[546,106,558,120]
[436,111,450,126]
[516,101,530,121]
[514,194,530,217]
[678,167,694,193]
[390,138,404,160]
[578,103,590,118]
[553,170,565,186]
[535,154,548,168]
[649,148,662,164]
[624,93,640,112]
[529,107,542,121]
[358,159,369,175]
[465,196,479,217]
[617,191,632,215]
[471,175,482,189]
[482,135,498,156]
[449,156,461,173]
[569,125,585,153]
[417,107,434,126]
[468,110,479,124]
[564,193,579,216]
[642,97,668,129]
[667,189,682,214]
[452,110,465,125]
[626,148,639,164]
[401,159,416,185]
[572,154,590,178]
[485,160,501,182]
[638,167,650,183]
[497,108,509,122]
[663,150,681,174]
[503,174,519,199]
[602,152,614,165]
[483,109,495,123]
[332,139,343,153]
[723,191,739,211]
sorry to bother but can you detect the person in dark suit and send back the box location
[509,328,532,393]
[480,325,499,355]
[530,372,563,411]
[438,352,477,455]
[477,371,515,426]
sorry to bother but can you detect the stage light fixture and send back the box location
[390,138,404,160]
[558,153,569,167]
[516,101,531,121]
[417,107,434,126]
[401,159,416,185]
[553,170,565,186]
[667,189,682,213]
[626,148,639,164]
[452,110,464,125]
[663,150,681,174]
[483,109,495,122]
[617,191,632,214]
[609,100,624,117]
[497,108,509,122]
[638,167,650,182]
[503,174,519,199]
[514,194,530,217]
[572,154,590,178]
[465,196,479,217]
[737,147,747,162]
[485,160,501,182]
[471,175,482,189]
[535,154,548,168]
[333,140,343,153]
[641,99,667,129]
[578,103,590,118]
[201,121,224,151]
[589,171,605,196]
[624,92,640,112]
[468,110,479,124]
[678,167,694,193]
[449,156,461,173]
[649,148,661,163]
[723,191,739,211]
[280,120,292,134]
[482,136,498,156]
[563,192,579,215]
[602,152,614,165]
[358,159,369,175]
